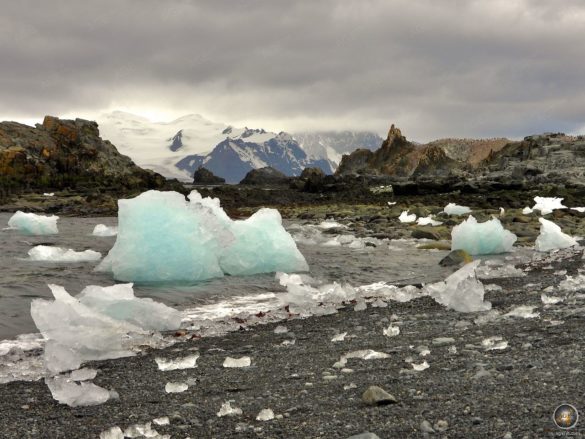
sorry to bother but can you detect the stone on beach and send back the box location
[361,385,398,405]
[7,211,58,235]
[451,215,517,255]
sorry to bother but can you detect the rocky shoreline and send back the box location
[0,244,583,438]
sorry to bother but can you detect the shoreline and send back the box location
[1,248,584,438]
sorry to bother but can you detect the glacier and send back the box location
[534,218,578,252]
[451,215,517,255]
[27,245,102,262]
[30,284,181,373]
[97,190,307,283]
[7,211,58,235]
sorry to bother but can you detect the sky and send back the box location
[1,0,585,141]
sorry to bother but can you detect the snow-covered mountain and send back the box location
[293,131,383,168]
[97,112,380,183]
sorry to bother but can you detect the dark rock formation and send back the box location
[192,166,225,184]
[239,166,290,185]
[0,116,180,196]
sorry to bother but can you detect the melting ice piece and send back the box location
[398,211,416,223]
[7,211,58,235]
[559,274,585,292]
[383,325,400,337]
[165,382,188,393]
[273,325,288,334]
[481,336,508,351]
[331,332,347,342]
[68,368,98,381]
[387,201,397,206]
[31,284,180,373]
[333,350,390,368]
[425,260,491,312]
[217,401,243,417]
[451,216,517,255]
[155,354,200,371]
[99,426,124,439]
[571,207,585,213]
[45,376,113,407]
[27,246,102,262]
[124,423,159,438]
[153,417,170,426]
[416,216,443,226]
[532,196,567,215]
[522,207,533,215]
[504,305,540,319]
[43,192,55,197]
[317,220,348,229]
[223,356,251,368]
[256,409,275,421]
[541,294,564,305]
[443,203,471,215]
[534,218,578,252]
[411,361,430,371]
[92,224,118,237]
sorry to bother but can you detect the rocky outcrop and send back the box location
[192,166,225,184]
[239,166,290,185]
[0,116,180,196]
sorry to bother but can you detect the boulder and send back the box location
[239,166,290,185]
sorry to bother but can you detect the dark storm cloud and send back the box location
[1,0,585,139]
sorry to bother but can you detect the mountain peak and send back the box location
[386,124,405,144]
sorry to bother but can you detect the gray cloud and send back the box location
[1,0,584,140]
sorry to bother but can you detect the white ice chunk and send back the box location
[398,211,417,223]
[7,211,58,235]
[331,332,347,342]
[217,401,243,417]
[43,192,55,197]
[223,356,251,368]
[165,382,188,393]
[416,216,443,226]
[541,294,564,305]
[155,354,200,371]
[522,207,533,215]
[358,282,426,303]
[69,368,98,381]
[153,417,170,426]
[571,207,585,213]
[504,305,540,319]
[559,274,585,292]
[333,350,390,368]
[273,325,288,334]
[92,224,118,237]
[97,190,307,283]
[256,408,275,421]
[481,336,508,350]
[534,218,578,252]
[532,196,567,215]
[99,426,124,439]
[317,220,348,229]
[443,203,471,216]
[27,245,102,262]
[383,325,400,337]
[425,260,491,312]
[45,376,112,407]
[451,215,517,255]
[387,201,397,206]
[411,361,430,371]
[124,423,159,438]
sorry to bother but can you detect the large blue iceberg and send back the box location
[97,190,308,283]
[451,215,517,255]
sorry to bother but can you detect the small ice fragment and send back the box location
[411,361,430,371]
[334,349,390,368]
[559,274,585,292]
[165,382,188,393]
[45,376,112,407]
[273,325,288,334]
[92,224,118,237]
[317,220,348,229]
[99,426,124,439]
[354,301,367,311]
[451,216,517,255]
[398,211,416,223]
[7,211,58,235]
[571,207,585,213]
[124,423,159,438]
[535,218,578,252]
[153,417,170,426]
[371,298,388,308]
[532,196,567,215]
[217,401,243,417]
[448,346,457,354]
[522,207,533,215]
[482,336,508,351]
[69,368,98,381]
[27,246,102,262]
[443,203,471,216]
[256,409,275,421]
[331,332,347,342]
[43,192,55,197]
[155,354,200,371]
[344,383,357,390]
[432,337,455,345]
[387,201,397,206]
[416,216,443,226]
[504,305,540,319]
[223,356,251,368]
[383,325,400,337]
[541,294,564,305]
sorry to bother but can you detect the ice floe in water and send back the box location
[7,211,58,235]
[155,354,199,371]
[217,401,243,417]
[223,356,251,368]
[532,196,567,215]
[31,284,180,373]
[443,203,471,215]
[96,190,307,283]
[451,216,517,255]
[534,218,578,252]
[45,376,115,407]
[27,245,102,262]
[92,224,118,237]
[398,211,417,223]
[425,260,491,312]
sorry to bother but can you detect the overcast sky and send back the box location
[1,0,584,141]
